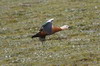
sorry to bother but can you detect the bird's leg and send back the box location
[41,41,46,50]
[39,36,47,50]
[41,41,45,47]
[39,37,45,47]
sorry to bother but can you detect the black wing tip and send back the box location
[31,36,34,38]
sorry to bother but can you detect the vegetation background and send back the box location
[0,0,100,66]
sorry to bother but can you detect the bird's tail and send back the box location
[31,33,39,38]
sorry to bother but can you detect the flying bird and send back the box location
[32,18,69,42]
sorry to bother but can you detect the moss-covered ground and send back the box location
[0,0,100,66]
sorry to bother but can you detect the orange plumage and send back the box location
[32,18,69,41]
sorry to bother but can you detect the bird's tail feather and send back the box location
[31,33,39,38]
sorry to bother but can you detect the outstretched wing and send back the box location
[40,18,54,34]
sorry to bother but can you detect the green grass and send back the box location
[0,0,100,66]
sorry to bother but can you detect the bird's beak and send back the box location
[68,26,72,29]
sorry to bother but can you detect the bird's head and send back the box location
[47,18,54,22]
[60,25,69,30]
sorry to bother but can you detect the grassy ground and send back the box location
[0,0,100,66]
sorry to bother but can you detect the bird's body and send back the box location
[32,18,69,41]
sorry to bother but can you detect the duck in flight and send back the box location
[32,18,69,42]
